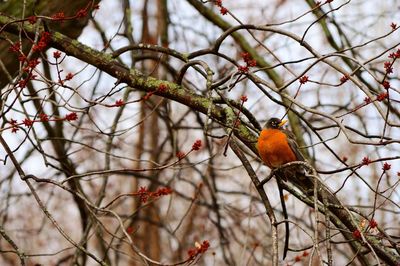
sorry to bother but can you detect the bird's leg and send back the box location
[257,168,278,187]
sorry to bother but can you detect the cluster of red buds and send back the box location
[299,75,309,84]
[187,240,210,259]
[136,186,173,203]
[352,219,379,241]
[238,52,257,73]
[292,250,309,263]
[214,0,228,15]
[175,139,203,161]
[6,112,78,134]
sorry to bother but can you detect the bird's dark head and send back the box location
[265,117,287,129]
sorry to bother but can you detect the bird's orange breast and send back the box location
[257,129,297,168]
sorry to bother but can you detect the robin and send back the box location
[257,117,305,178]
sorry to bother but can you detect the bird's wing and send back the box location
[283,129,305,161]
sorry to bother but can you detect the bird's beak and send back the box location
[278,119,287,127]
